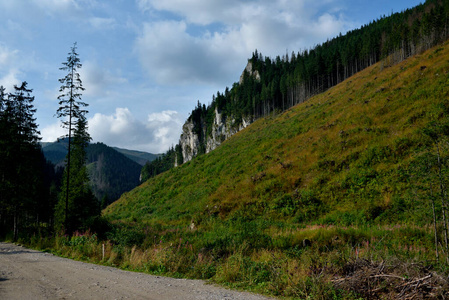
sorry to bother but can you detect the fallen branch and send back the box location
[371,274,406,280]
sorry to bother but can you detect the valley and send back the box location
[2,1,449,299]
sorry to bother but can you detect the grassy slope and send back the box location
[105,42,448,227]
[101,43,449,298]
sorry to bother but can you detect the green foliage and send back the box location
[6,3,449,298]
[98,27,449,297]
[156,0,449,172]
[42,140,144,203]
[0,82,58,240]
[87,142,142,202]
[140,145,182,181]
[54,44,102,234]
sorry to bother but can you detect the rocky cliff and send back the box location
[179,107,252,163]
[179,60,258,163]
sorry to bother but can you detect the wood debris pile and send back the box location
[332,259,449,299]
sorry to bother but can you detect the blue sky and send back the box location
[0,0,422,153]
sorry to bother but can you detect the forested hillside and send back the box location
[103,38,449,298]
[86,143,142,205]
[0,83,59,239]
[6,1,449,298]
[112,147,159,166]
[42,141,146,204]
[142,0,449,180]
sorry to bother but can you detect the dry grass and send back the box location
[333,258,449,299]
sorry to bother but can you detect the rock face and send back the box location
[239,61,260,84]
[179,107,252,163]
[179,119,200,163]
[206,108,252,153]
[179,60,258,164]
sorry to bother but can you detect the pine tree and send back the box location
[55,116,98,233]
[0,82,42,240]
[55,42,89,232]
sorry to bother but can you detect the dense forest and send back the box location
[0,83,59,239]
[142,0,449,181]
[87,142,142,204]
[140,145,183,182]
[41,140,144,204]
[0,44,102,239]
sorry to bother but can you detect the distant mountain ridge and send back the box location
[112,147,160,166]
[41,140,158,166]
[41,140,158,203]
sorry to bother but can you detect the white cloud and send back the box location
[137,0,254,25]
[81,61,128,97]
[31,0,81,16]
[0,45,19,68]
[40,121,67,142]
[88,108,183,153]
[0,45,21,91]
[134,0,350,86]
[134,20,246,85]
[89,17,117,30]
[146,110,184,149]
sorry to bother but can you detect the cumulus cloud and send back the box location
[138,0,242,25]
[89,17,117,30]
[135,20,244,85]
[40,121,67,142]
[146,110,184,150]
[0,45,22,91]
[31,0,81,17]
[80,61,128,97]
[134,0,350,86]
[0,69,22,92]
[0,45,18,67]
[88,108,183,153]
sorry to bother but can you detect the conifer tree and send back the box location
[0,82,42,240]
[55,42,89,232]
[55,115,99,232]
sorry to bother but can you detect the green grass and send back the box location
[97,42,449,298]
[20,42,449,299]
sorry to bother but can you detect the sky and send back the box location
[0,0,423,154]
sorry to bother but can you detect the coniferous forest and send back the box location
[0,44,102,239]
[3,0,449,298]
[3,0,449,237]
[142,0,449,180]
[0,82,58,240]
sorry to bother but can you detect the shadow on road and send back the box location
[0,243,35,255]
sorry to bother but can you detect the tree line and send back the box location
[0,43,101,240]
[141,0,449,181]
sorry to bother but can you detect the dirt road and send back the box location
[0,242,275,300]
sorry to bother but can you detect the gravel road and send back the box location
[0,242,275,300]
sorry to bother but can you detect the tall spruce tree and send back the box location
[0,82,42,240]
[55,115,99,232]
[55,43,89,232]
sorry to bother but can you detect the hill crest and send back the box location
[105,39,449,228]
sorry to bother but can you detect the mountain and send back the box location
[139,0,449,183]
[86,143,143,204]
[112,147,160,166]
[40,140,69,166]
[106,39,449,225]
[103,39,449,297]
[41,140,157,166]
[41,141,154,203]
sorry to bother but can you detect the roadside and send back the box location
[0,242,275,300]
